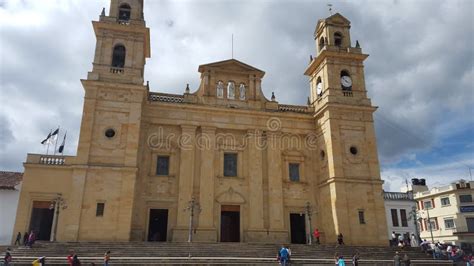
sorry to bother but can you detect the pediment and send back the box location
[216,186,246,204]
[198,59,265,77]
[315,13,351,36]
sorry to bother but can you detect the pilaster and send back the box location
[174,125,197,240]
[265,131,287,242]
[196,126,217,241]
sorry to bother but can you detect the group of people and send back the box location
[2,249,112,265]
[420,240,473,264]
[393,251,411,266]
[334,252,360,266]
[66,250,111,266]
[390,232,418,248]
[14,231,37,248]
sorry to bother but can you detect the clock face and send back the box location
[341,76,352,88]
[316,82,323,95]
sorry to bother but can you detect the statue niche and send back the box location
[227,81,235,99]
[239,83,246,100]
[216,81,224,98]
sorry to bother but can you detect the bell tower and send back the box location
[71,0,151,241]
[305,13,388,245]
[87,0,150,85]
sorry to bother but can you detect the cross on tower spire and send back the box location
[327,3,333,15]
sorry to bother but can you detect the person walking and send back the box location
[104,250,111,266]
[14,232,21,245]
[67,250,76,266]
[391,232,397,247]
[27,231,36,248]
[313,228,321,244]
[3,248,12,266]
[23,231,29,246]
[393,252,401,266]
[337,233,344,245]
[337,256,346,266]
[32,256,45,266]
[279,246,289,266]
[410,234,418,247]
[402,254,410,266]
[352,251,360,266]
[72,255,81,266]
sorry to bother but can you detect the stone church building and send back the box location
[13,0,388,245]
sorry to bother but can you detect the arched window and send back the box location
[118,3,131,22]
[334,32,343,47]
[112,45,126,68]
[319,37,325,51]
[340,70,352,91]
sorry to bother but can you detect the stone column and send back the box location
[173,125,197,241]
[247,130,265,228]
[195,126,217,241]
[266,131,287,241]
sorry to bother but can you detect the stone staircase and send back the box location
[5,242,451,265]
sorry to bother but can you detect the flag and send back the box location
[58,132,67,153]
[51,127,60,141]
[41,130,52,145]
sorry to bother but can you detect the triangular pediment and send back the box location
[315,13,351,36]
[198,59,265,77]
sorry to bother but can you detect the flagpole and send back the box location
[53,126,60,155]
[60,131,67,155]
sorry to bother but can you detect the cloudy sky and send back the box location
[1,0,473,191]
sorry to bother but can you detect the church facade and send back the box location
[12,0,388,245]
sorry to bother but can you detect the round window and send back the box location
[105,128,116,138]
[350,146,358,155]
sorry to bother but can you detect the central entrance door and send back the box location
[220,205,240,242]
[148,209,168,241]
[29,201,54,241]
[290,213,306,244]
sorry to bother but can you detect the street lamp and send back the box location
[305,202,313,245]
[49,194,67,242]
[409,206,421,244]
[418,208,435,244]
[184,196,201,243]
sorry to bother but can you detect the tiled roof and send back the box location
[0,171,23,190]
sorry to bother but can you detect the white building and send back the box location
[383,190,418,244]
[413,179,474,246]
[0,171,23,245]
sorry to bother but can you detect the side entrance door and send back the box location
[290,213,306,244]
[148,209,168,241]
[28,201,54,240]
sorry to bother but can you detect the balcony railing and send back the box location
[110,67,124,74]
[39,155,66,165]
[342,91,353,97]
[26,154,73,166]
[117,19,130,25]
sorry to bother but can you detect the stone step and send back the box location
[5,242,444,265]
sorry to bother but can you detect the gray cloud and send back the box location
[0,0,472,186]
